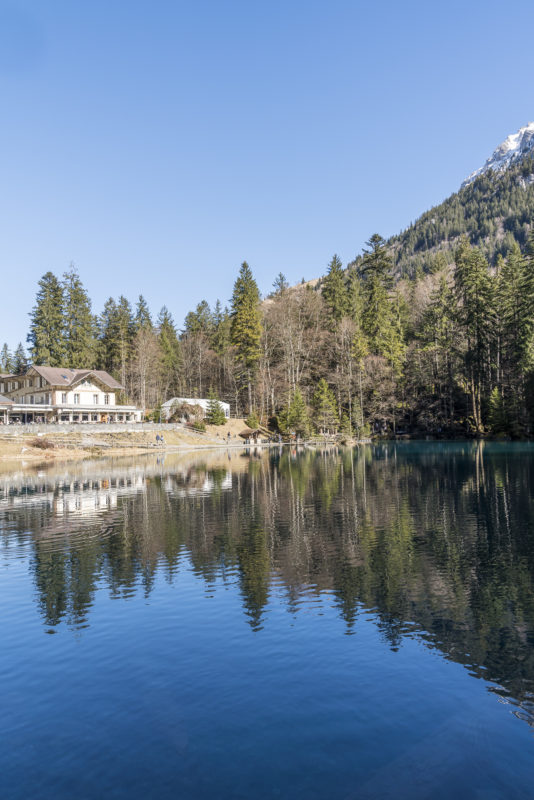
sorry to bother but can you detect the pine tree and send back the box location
[63,266,97,368]
[322,254,349,323]
[205,388,226,425]
[312,378,339,433]
[27,271,65,366]
[0,343,13,372]
[13,343,28,374]
[230,262,262,412]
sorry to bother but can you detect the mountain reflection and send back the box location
[1,443,534,721]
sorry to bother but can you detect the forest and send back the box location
[2,169,534,438]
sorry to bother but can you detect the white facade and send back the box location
[0,366,141,424]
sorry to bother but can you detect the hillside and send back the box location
[381,124,534,278]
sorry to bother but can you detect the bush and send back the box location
[246,411,260,429]
[191,420,206,432]
[31,436,55,450]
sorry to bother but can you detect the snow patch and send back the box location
[462,122,534,188]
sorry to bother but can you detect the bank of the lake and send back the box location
[0,419,257,463]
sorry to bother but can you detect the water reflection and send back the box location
[1,442,534,723]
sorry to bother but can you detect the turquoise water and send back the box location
[1,442,534,798]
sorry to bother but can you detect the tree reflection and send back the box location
[2,443,534,718]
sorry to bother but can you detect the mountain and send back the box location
[378,122,534,278]
[462,122,534,188]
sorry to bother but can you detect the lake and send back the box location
[1,442,533,799]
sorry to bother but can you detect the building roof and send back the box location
[0,394,14,405]
[29,366,123,390]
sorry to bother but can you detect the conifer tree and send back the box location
[13,343,28,374]
[488,387,508,434]
[135,295,152,330]
[185,300,214,335]
[211,300,232,356]
[205,388,227,425]
[346,268,369,430]
[279,387,310,437]
[63,266,97,368]
[312,378,339,433]
[520,230,534,372]
[454,239,495,432]
[272,272,289,296]
[157,306,183,396]
[323,254,349,323]
[0,343,13,372]
[230,262,262,412]
[360,235,405,373]
[99,296,134,386]
[27,272,65,366]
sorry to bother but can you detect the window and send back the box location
[74,394,80,404]
[93,394,99,404]
[30,395,34,404]
[61,393,67,404]
[104,394,110,405]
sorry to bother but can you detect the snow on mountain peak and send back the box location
[462,122,534,188]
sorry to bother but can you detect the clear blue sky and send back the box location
[2,0,534,349]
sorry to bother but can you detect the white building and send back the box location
[0,365,141,423]
[161,396,230,421]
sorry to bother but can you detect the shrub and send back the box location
[246,411,260,429]
[31,436,55,450]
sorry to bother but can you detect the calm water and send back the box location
[1,442,534,799]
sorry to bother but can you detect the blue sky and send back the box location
[2,0,534,349]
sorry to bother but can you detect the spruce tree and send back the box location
[211,300,232,356]
[185,300,214,335]
[454,239,495,432]
[0,343,13,372]
[27,271,65,366]
[230,262,262,412]
[13,343,28,374]
[99,296,134,385]
[63,266,97,368]
[135,295,152,330]
[360,235,405,373]
[280,387,310,437]
[157,306,183,395]
[205,388,226,425]
[322,254,349,323]
[312,378,339,433]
